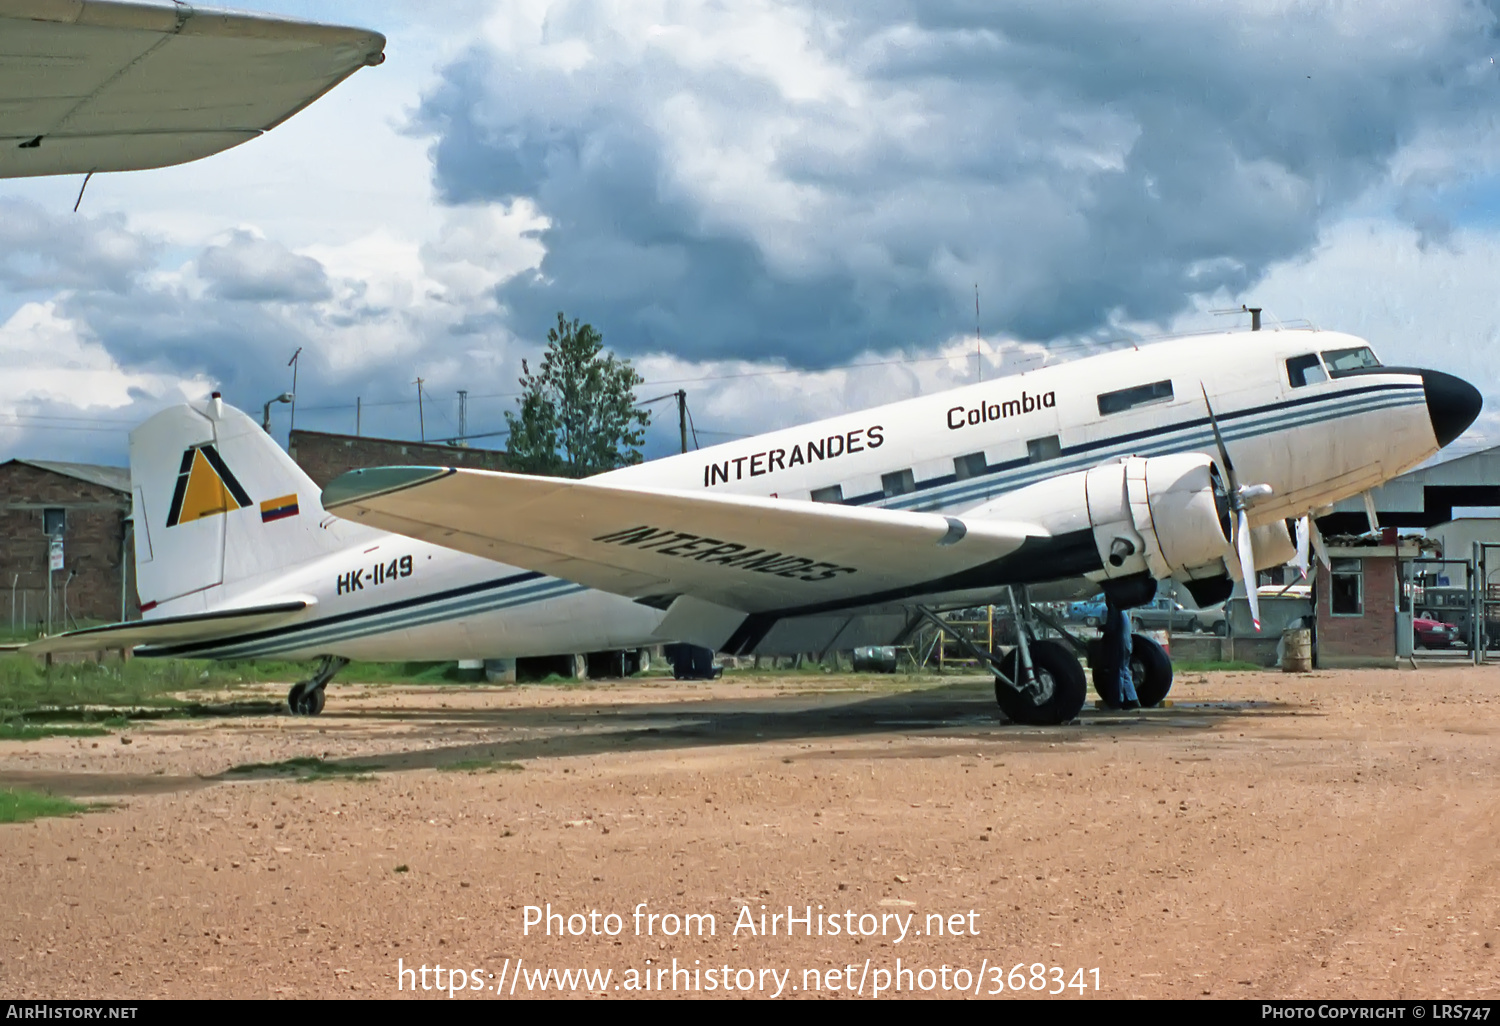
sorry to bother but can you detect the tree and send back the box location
[504,313,651,477]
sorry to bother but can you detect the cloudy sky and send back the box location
[4,0,1500,465]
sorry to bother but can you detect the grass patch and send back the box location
[225,756,382,782]
[1173,660,1267,673]
[0,721,111,741]
[0,788,91,824]
[439,757,523,774]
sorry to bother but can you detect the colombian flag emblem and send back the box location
[259,494,300,523]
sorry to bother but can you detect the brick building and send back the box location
[0,460,134,635]
[287,429,509,488]
[1313,539,1422,668]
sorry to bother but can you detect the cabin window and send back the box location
[1286,354,1327,388]
[1330,558,1363,616]
[1027,435,1061,463]
[953,452,987,481]
[1321,346,1381,377]
[1097,379,1173,416]
[810,485,844,504]
[881,469,915,498]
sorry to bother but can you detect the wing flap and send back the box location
[323,466,1042,615]
[23,599,309,655]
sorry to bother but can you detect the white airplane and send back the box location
[0,0,384,179]
[28,328,1482,724]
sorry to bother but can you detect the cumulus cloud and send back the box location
[411,0,1500,365]
[197,229,333,303]
[0,199,159,293]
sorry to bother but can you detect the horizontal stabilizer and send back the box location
[23,600,309,655]
[323,466,1042,615]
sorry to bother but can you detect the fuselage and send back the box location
[151,329,1470,661]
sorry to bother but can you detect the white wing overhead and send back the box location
[322,466,1046,618]
[0,0,385,178]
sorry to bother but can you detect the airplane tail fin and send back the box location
[129,396,361,613]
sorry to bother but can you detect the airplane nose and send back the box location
[1422,369,1482,448]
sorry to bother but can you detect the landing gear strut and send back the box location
[287,656,348,716]
[916,587,1087,725]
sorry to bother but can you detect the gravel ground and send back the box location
[1,666,1497,1000]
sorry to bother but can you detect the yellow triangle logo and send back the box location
[165,445,251,527]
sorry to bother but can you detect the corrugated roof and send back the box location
[5,459,130,493]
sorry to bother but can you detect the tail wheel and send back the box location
[288,682,326,716]
[992,639,1086,725]
[1129,634,1173,707]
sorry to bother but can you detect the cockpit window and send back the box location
[1286,353,1327,388]
[1320,346,1381,377]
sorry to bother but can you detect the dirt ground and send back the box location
[1,665,1498,1000]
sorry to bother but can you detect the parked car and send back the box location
[1413,617,1460,649]
[1130,596,1226,635]
[1068,597,1108,626]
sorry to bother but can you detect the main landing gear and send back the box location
[1087,633,1174,709]
[917,588,1087,725]
[287,656,349,717]
[915,590,1176,725]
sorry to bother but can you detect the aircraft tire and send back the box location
[1129,634,1174,707]
[993,640,1086,725]
[288,682,326,716]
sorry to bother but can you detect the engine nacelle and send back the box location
[1086,454,1234,583]
[966,453,1234,583]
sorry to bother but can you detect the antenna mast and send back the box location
[975,283,982,383]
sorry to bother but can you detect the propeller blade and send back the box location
[1309,516,1331,570]
[1237,508,1261,631]
[1200,385,1238,488]
[1294,516,1310,579]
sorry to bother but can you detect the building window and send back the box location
[953,452,987,481]
[42,508,66,537]
[881,469,915,498]
[1027,435,1061,463]
[1286,354,1327,388]
[1097,379,1173,416]
[1330,558,1363,616]
[810,485,844,504]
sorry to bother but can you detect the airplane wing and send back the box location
[23,599,308,655]
[0,0,385,178]
[322,467,1049,618]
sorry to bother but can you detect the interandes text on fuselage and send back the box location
[946,390,1057,430]
[702,425,885,487]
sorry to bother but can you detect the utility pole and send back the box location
[414,377,426,441]
[975,283,982,383]
[458,390,469,446]
[287,347,302,434]
[355,396,361,437]
[676,389,687,454]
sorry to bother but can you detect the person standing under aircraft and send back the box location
[1104,603,1140,710]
